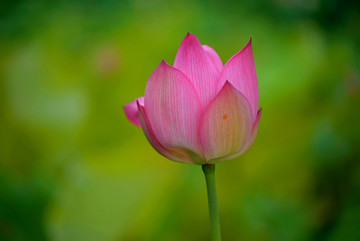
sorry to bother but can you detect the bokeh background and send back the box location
[1,0,360,240]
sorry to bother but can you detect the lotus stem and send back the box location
[202,164,222,241]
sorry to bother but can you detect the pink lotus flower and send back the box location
[124,33,261,165]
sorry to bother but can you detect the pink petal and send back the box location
[144,60,203,157]
[199,81,253,162]
[241,108,262,153]
[174,33,221,107]
[206,108,262,163]
[202,45,223,73]
[215,108,262,162]
[137,102,199,164]
[123,97,144,127]
[217,39,259,119]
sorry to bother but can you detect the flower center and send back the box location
[223,114,227,119]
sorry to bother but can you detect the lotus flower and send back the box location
[124,33,261,165]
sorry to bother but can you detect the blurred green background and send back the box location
[1,0,359,240]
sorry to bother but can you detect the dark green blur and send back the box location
[0,0,359,240]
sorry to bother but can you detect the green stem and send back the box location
[202,164,222,241]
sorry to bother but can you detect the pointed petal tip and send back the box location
[222,80,238,92]
[224,38,254,66]
[182,32,200,44]
[124,97,144,128]
[228,38,251,58]
[185,32,194,38]
[155,60,174,72]
[159,59,169,67]
[244,38,253,51]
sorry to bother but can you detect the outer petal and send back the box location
[200,81,253,162]
[137,102,199,164]
[145,60,203,156]
[242,108,262,152]
[215,108,262,162]
[202,45,223,73]
[174,33,221,107]
[123,97,144,127]
[217,39,258,119]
